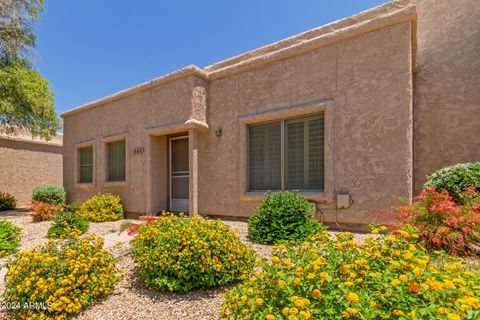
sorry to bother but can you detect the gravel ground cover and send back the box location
[0,213,373,320]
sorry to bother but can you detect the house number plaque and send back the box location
[134,146,144,155]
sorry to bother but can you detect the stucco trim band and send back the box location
[238,99,334,204]
[146,119,209,137]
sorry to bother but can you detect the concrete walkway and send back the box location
[102,231,135,249]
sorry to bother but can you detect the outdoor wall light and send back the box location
[215,127,223,137]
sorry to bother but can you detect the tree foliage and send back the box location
[0,0,60,139]
[0,58,59,138]
[0,0,44,58]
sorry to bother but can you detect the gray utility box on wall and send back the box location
[336,193,352,209]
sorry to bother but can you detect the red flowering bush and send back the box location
[120,214,156,235]
[388,187,480,256]
[31,201,61,222]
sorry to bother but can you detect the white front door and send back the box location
[169,136,189,212]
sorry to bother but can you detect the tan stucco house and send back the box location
[0,129,63,207]
[62,0,480,228]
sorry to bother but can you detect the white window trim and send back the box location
[238,99,334,204]
[74,139,96,189]
[101,132,129,188]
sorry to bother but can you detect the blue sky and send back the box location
[32,0,387,118]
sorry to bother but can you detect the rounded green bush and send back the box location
[132,213,256,293]
[0,192,16,211]
[79,193,124,222]
[0,220,21,257]
[32,184,66,205]
[424,162,480,202]
[248,191,326,244]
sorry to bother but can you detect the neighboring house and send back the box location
[0,129,63,207]
[62,0,479,228]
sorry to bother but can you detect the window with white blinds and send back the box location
[248,114,324,191]
[78,146,93,183]
[107,140,126,182]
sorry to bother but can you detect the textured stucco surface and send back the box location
[0,138,63,207]
[201,22,413,225]
[63,75,205,208]
[61,0,480,228]
[411,0,480,194]
[62,1,414,228]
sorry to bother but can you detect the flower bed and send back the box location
[221,230,480,319]
[3,234,122,319]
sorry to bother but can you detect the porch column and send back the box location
[188,129,199,215]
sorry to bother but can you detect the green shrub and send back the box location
[132,213,256,293]
[3,234,121,319]
[248,191,326,244]
[0,192,16,211]
[32,184,66,205]
[48,203,89,239]
[79,192,124,222]
[0,220,21,257]
[424,162,480,202]
[221,230,480,320]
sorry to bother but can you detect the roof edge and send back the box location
[61,65,208,118]
[62,1,416,118]
[0,135,63,147]
[205,1,411,72]
[209,4,416,79]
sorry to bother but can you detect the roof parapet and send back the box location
[61,1,416,117]
[61,65,208,117]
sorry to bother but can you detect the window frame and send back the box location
[74,139,96,189]
[248,114,324,192]
[238,100,334,203]
[106,140,126,182]
[102,133,129,188]
[78,146,94,184]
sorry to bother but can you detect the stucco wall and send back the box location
[63,75,204,211]
[0,138,63,207]
[62,3,415,227]
[200,22,413,225]
[412,0,480,194]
